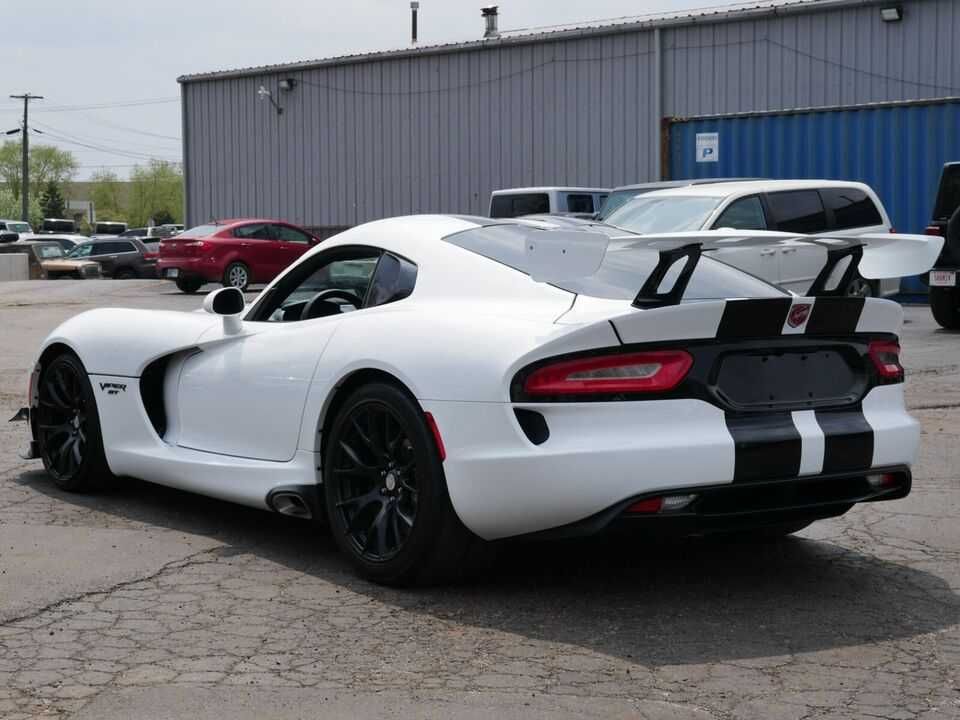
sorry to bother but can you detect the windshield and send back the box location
[5,222,32,233]
[605,196,722,233]
[178,224,222,238]
[597,190,650,219]
[445,224,785,301]
[36,245,64,259]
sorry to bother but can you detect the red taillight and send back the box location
[868,340,904,382]
[523,351,693,397]
[626,497,663,514]
[424,412,446,461]
[924,225,944,237]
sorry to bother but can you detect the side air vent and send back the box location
[515,409,549,445]
[140,356,171,437]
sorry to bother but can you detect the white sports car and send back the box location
[13,215,942,585]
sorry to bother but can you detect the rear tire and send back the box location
[114,267,137,280]
[223,262,250,292]
[34,352,114,492]
[323,382,483,585]
[930,286,960,329]
[843,275,875,298]
[175,277,203,294]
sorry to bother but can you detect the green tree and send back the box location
[0,141,77,200]
[127,160,183,227]
[0,187,43,227]
[39,181,65,218]
[88,168,125,221]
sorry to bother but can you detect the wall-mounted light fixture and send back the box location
[879,5,903,22]
[257,85,284,115]
[278,78,297,92]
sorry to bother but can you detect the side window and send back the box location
[69,244,93,258]
[366,253,418,308]
[766,190,828,233]
[490,194,549,218]
[256,249,382,322]
[273,225,312,244]
[565,194,594,213]
[107,241,137,253]
[820,188,883,229]
[232,223,273,240]
[712,196,768,230]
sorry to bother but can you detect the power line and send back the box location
[32,121,181,159]
[74,111,181,141]
[0,96,179,112]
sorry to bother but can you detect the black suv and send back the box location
[66,238,158,279]
[927,162,960,329]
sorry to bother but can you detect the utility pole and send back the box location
[9,93,43,222]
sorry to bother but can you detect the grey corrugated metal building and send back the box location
[179,0,960,231]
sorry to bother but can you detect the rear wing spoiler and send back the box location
[524,229,943,307]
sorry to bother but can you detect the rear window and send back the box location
[178,224,223,238]
[820,188,883,229]
[445,224,785,301]
[490,193,549,218]
[933,164,960,221]
[36,245,64,259]
[597,189,646,219]
[766,190,828,233]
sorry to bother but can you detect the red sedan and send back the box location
[157,219,321,293]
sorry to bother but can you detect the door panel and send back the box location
[175,320,339,461]
[779,244,827,294]
[709,247,781,288]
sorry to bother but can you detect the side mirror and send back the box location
[203,286,245,334]
[0,232,19,243]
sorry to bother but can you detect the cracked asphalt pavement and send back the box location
[0,280,958,719]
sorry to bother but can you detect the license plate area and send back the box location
[930,270,956,287]
[165,268,180,278]
[714,347,864,411]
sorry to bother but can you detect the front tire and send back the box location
[930,286,960,329]
[34,352,113,492]
[323,382,480,585]
[175,277,203,294]
[223,262,250,292]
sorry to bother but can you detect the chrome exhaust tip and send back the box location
[265,487,318,520]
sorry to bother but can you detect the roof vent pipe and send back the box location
[482,6,499,39]
[410,1,419,45]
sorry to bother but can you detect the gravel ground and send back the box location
[0,280,957,719]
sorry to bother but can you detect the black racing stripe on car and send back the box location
[715,298,794,339]
[815,406,874,473]
[805,297,865,335]
[725,412,802,482]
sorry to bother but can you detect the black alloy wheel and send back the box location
[323,383,483,585]
[331,400,420,562]
[35,353,111,491]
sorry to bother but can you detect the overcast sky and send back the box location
[0,0,748,180]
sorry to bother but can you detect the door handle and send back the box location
[760,249,777,256]
[781,248,796,254]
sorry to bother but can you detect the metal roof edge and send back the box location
[668,95,960,123]
[178,0,887,84]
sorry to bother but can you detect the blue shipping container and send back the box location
[669,99,960,294]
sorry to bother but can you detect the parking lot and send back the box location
[0,279,957,720]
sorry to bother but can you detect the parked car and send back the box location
[157,219,321,293]
[40,218,77,234]
[93,221,128,236]
[21,234,87,252]
[596,178,761,220]
[925,162,960,329]
[605,179,898,297]
[0,219,36,239]
[0,241,100,279]
[489,187,610,218]
[67,238,158,279]
[119,226,178,241]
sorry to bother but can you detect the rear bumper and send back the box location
[156,257,221,282]
[425,384,919,541]
[529,466,910,541]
